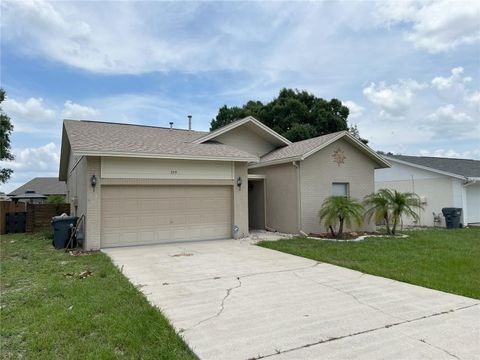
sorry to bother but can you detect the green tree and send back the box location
[46,194,66,204]
[0,88,14,184]
[319,196,364,239]
[364,189,393,234]
[348,124,369,144]
[389,190,423,234]
[364,189,424,235]
[210,88,355,141]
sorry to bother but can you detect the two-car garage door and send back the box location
[101,185,232,247]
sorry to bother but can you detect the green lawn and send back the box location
[1,232,196,360]
[259,227,480,299]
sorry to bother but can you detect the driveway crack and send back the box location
[409,335,462,360]
[181,263,322,332]
[248,303,479,359]
[182,277,242,332]
[164,262,322,286]
[293,271,406,321]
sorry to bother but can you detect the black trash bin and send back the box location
[441,208,462,229]
[51,216,78,249]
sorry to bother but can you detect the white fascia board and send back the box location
[385,157,467,180]
[193,116,292,146]
[301,131,392,169]
[248,156,302,169]
[73,150,258,163]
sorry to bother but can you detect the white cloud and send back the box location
[425,104,478,139]
[465,91,480,107]
[2,97,59,133]
[61,100,97,119]
[3,97,56,122]
[0,142,60,194]
[0,0,253,74]
[418,148,480,160]
[363,80,426,117]
[343,101,364,119]
[431,67,472,91]
[2,95,99,133]
[0,0,382,78]
[6,142,59,172]
[376,0,480,53]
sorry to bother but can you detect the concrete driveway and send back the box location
[104,240,480,360]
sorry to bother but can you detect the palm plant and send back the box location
[364,189,393,234]
[389,190,423,234]
[319,196,364,239]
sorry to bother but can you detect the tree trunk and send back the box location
[328,225,336,237]
[384,213,391,234]
[392,217,397,235]
[337,217,344,238]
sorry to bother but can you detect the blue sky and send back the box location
[1,0,479,193]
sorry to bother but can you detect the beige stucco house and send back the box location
[375,155,480,227]
[60,116,390,250]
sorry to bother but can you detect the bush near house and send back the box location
[318,196,363,238]
[318,190,424,238]
[46,194,66,204]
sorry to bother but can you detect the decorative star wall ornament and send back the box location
[332,148,346,166]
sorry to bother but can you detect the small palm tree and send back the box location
[364,189,393,234]
[319,196,364,239]
[389,190,423,234]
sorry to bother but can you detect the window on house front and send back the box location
[332,183,349,197]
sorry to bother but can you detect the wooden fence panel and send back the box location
[26,203,71,232]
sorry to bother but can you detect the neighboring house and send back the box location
[8,177,67,203]
[60,116,390,250]
[375,155,480,227]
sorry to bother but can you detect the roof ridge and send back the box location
[64,119,207,133]
[393,154,478,162]
[287,130,345,146]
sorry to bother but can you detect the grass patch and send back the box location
[259,227,480,299]
[1,233,196,360]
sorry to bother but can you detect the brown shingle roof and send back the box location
[259,131,344,163]
[8,177,66,196]
[64,120,257,161]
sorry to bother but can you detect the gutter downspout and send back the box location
[293,161,305,236]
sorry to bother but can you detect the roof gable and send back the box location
[193,116,292,147]
[251,131,390,169]
[8,177,66,196]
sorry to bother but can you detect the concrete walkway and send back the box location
[104,240,480,360]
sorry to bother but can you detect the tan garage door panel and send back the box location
[101,185,232,247]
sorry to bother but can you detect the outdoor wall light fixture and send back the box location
[90,175,97,191]
[236,176,242,189]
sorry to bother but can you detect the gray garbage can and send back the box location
[441,208,462,229]
[51,216,78,249]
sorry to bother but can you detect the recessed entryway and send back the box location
[248,175,266,230]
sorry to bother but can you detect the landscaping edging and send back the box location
[306,233,409,242]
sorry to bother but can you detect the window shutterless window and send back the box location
[332,183,349,197]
